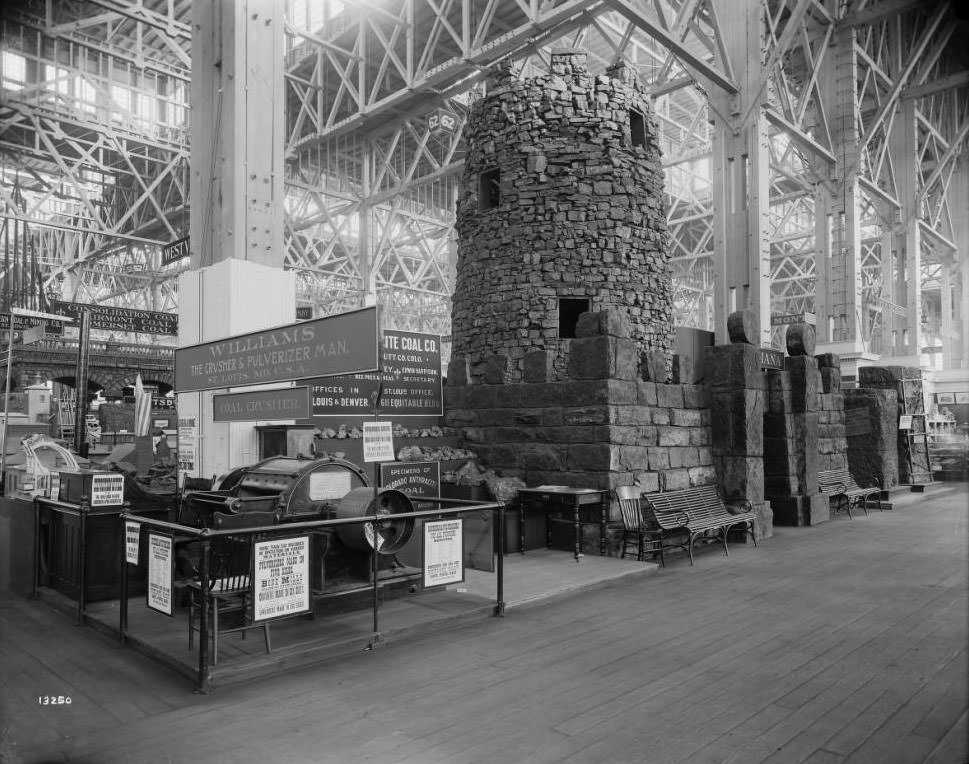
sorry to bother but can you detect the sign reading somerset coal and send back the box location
[312,330,442,416]
[174,306,378,392]
[51,300,177,335]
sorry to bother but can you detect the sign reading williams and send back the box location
[50,300,177,335]
[174,307,379,393]
[213,387,311,422]
[312,330,442,416]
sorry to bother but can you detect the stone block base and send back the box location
[771,493,829,527]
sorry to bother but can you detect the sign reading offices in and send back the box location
[312,330,443,416]
[174,307,379,392]
[213,387,311,422]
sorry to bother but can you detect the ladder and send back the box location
[897,377,933,486]
[56,398,75,440]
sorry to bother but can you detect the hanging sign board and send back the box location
[161,236,189,266]
[423,519,464,589]
[898,415,913,430]
[252,536,310,622]
[146,533,174,616]
[212,387,311,422]
[50,300,177,335]
[90,472,125,507]
[936,393,955,405]
[311,330,443,416]
[363,421,395,463]
[956,393,969,404]
[770,312,816,326]
[0,313,63,336]
[177,416,196,471]
[125,521,141,565]
[759,348,785,370]
[152,396,175,410]
[379,461,440,511]
[174,306,378,392]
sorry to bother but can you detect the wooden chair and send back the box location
[615,486,664,567]
[187,510,280,664]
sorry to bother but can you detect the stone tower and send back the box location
[452,50,672,383]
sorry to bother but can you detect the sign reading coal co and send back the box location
[50,300,178,335]
[311,330,442,416]
[174,307,379,392]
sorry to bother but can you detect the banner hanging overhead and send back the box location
[174,306,379,392]
[50,300,178,335]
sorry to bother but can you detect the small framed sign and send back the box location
[363,421,395,463]
[898,415,913,430]
[90,472,125,507]
[125,521,141,565]
[146,533,174,616]
[423,518,464,589]
[252,536,310,622]
[936,393,955,405]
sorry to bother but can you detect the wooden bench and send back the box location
[818,469,882,518]
[642,485,757,566]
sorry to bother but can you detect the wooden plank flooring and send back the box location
[1,484,966,764]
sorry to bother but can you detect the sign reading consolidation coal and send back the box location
[312,330,442,416]
[50,300,178,335]
[174,306,378,392]
[212,386,311,422]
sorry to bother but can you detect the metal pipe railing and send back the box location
[118,497,506,693]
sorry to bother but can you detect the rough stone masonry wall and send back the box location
[817,354,848,473]
[444,312,715,505]
[452,51,672,383]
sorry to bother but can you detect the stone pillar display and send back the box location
[857,366,927,484]
[765,323,829,526]
[844,387,899,489]
[705,310,771,540]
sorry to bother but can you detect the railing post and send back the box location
[119,511,129,644]
[495,502,505,617]
[196,537,211,694]
[77,496,88,626]
[31,498,40,599]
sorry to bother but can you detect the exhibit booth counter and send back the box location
[33,494,506,693]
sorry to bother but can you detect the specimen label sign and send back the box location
[174,307,378,392]
[379,461,440,511]
[212,387,311,422]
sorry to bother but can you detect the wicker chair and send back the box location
[615,486,664,567]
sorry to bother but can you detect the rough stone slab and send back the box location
[656,384,685,408]
[705,344,764,389]
[636,381,658,406]
[660,468,691,491]
[522,350,551,382]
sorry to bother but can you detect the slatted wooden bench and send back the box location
[818,469,882,518]
[642,485,757,566]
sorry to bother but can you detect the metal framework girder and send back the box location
[296,0,603,143]
[601,0,737,94]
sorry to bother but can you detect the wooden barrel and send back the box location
[334,487,415,553]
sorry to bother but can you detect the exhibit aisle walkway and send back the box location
[1,483,966,764]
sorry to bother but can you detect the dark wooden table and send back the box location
[516,487,610,562]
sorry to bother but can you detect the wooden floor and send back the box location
[1,484,966,764]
